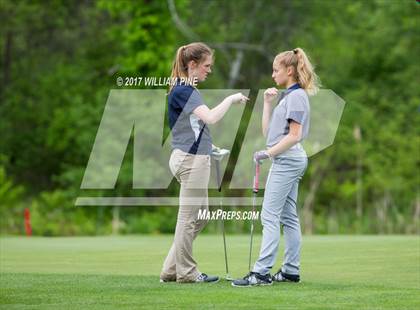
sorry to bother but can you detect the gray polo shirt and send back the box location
[266,85,310,158]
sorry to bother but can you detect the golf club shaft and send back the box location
[221,200,229,276]
[215,159,229,277]
[249,163,260,271]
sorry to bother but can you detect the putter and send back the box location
[249,161,260,272]
[211,147,232,281]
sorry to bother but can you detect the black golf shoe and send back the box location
[195,273,219,283]
[231,272,273,287]
[272,270,300,283]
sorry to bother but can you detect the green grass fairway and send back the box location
[1,235,419,309]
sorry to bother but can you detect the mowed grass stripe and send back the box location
[1,235,419,309]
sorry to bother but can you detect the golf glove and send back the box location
[253,150,270,164]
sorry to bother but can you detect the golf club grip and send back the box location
[253,163,260,193]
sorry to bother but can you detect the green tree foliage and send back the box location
[0,0,418,235]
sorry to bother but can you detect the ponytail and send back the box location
[169,42,213,92]
[274,47,321,95]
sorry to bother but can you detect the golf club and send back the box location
[248,161,260,272]
[211,147,232,281]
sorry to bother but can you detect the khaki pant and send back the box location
[160,149,210,282]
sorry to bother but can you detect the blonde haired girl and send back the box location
[233,48,320,287]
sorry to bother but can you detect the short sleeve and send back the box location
[285,92,307,124]
[175,88,204,115]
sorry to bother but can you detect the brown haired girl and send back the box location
[160,42,248,283]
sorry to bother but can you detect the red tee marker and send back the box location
[24,208,32,236]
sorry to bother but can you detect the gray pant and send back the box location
[253,156,308,276]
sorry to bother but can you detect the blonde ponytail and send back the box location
[169,42,213,92]
[274,48,321,95]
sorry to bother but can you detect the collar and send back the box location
[278,83,301,102]
[285,83,301,93]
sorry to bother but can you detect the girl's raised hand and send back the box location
[263,88,278,104]
[229,92,249,104]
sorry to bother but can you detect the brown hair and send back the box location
[169,42,213,92]
[274,48,321,95]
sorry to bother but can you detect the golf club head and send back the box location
[211,148,230,161]
[225,274,234,281]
